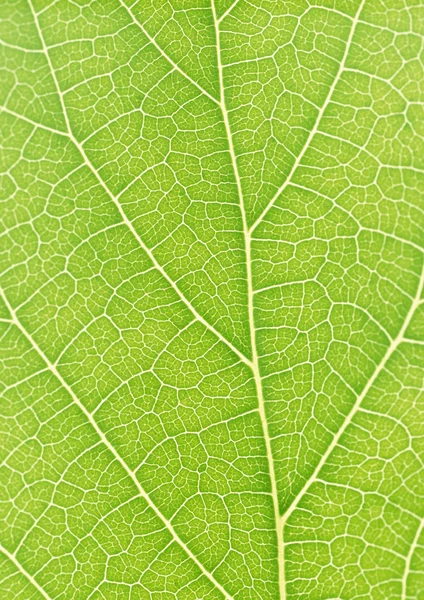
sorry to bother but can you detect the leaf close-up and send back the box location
[1,0,424,598]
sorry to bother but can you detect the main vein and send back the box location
[211,3,285,598]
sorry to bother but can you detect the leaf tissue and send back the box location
[1,0,423,598]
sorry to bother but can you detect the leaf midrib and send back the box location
[211,0,286,596]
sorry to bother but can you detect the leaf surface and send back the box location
[1,0,423,599]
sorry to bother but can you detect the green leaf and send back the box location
[1,0,423,598]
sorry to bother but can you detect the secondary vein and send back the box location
[250,0,367,234]
[0,544,53,600]
[24,0,251,371]
[280,263,424,544]
[117,0,220,106]
[0,289,236,600]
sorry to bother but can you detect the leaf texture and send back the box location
[0,0,423,599]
